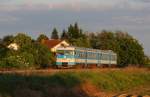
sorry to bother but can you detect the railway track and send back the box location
[0,68,149,74]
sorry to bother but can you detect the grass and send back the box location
[0,68,150,97]
[79,71,150,92]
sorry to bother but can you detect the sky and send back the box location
[0,0,150,55]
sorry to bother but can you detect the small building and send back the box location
[7,43,19,51]
[42,39,70,52]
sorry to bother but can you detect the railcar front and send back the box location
[56,47,75,68]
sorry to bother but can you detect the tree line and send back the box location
[0,23,149,69]
[0,33,53,69]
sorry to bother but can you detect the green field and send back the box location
[0,68,150,97]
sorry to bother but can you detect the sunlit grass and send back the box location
[0,69,150,97]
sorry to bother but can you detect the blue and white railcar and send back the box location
[56,46,117,68]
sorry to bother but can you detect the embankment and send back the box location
[0,68,150,97]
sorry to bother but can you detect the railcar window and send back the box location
[75,51,79,56]
[93,53,97,59]
[57,50,74,55]
[102,54,109,60]
[57,50,64,55]
[65,50,74,55]
[87,52,92,59]
[111,55,117,61]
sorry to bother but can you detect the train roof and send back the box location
[56,46,116,54]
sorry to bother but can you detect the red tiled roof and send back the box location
[43,39,63,48]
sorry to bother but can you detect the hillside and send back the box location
[0,68,150,97]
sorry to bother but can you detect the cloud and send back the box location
[0,0,150,55]
[0,0,150,12]
[133,0,150,3]
[112,15,150,25]
[0,15,19,23]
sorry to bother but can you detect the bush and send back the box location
[33,43,52,68]
[0,33,53,69]
[0,53,34,69]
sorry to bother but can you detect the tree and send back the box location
[65,23,91,47]
[97,31,116,50]
[33,43,52,68]
[88,31,146,66]
[2,35,14,46]
[116,33,145,66]
[0,33,53,69]
[67,23,83,39]
[145,56,150,67]
[89,31,116,50]
[13,33,32,48]
[13,33,52,68]
[61,29,68,40]
[37,34,49,43]
[1,52,34,69]
[88,33,100,49]
[51,28,59,39]
[0,42,8,59]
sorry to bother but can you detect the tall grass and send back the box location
[77,71,150,92]
[0,70,150,97]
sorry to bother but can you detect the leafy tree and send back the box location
[13,33,32,49]
[0,42,9,59]
[33,43,52,68]
[88,33,100,49]
[37,34,49,43]
[51,28,59,39]
[115,32,145,66]
[13,33,52,68]
[70,37,90,48]
[2,35,14,46]
[97,31,116,50]
[65,23,90,47]
[1,52,34,69]
[0,33,53,69]
[89,31,145,66]
[145,56,150,67]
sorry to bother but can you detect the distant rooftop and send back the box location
[43,39,63,48]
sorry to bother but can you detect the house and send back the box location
[7,43,19,51]
[42,39,70,52]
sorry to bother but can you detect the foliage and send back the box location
[0,43,8,59]
[37,34,49,43]
[61,29,68,40]
[13,33,32,49]
[116,32,145,66]
[2,35,14,46]
[144,56,150,67]
[0,52,34,68]
[67,23,83,39]
[0,23,148,68]
[33,43,52,68]
[88,31,145,66]
[0,33,52,69]
[51,28,59,39]
[60,23,91,47]
[53,23,146,66]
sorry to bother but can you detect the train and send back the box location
[56,46,117,68]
